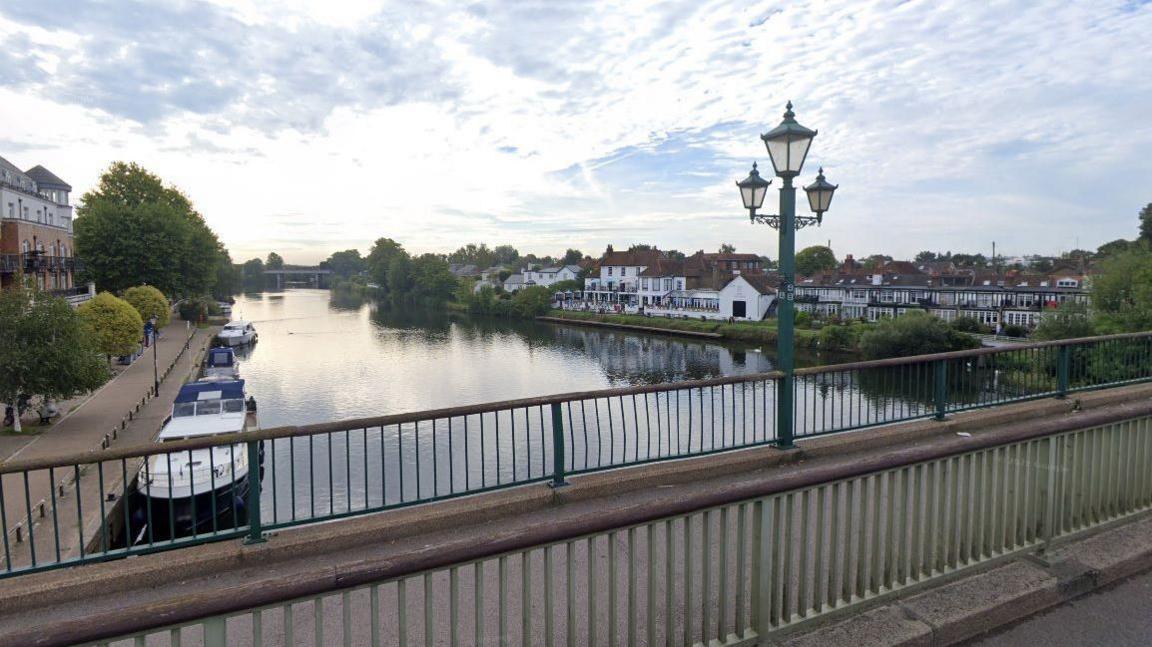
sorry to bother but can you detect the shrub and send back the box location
[859,311,981,359]
[122,285,170,327]
[178,296,221,322]
[78,292,143,359]
[511,286,553,317]
[1001,323,1029,338]
[950,316,986,333]
[818,324,859,351]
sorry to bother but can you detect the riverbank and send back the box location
[541,310,826,347]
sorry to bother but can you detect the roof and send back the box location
[206,347,236,368]
[0,155,26,179]
[23,165,71,190]
[504,273,524,284]
[174,380,245,403]
[699,253,761,262]
[600,249,665,267]
[736,273,778,294]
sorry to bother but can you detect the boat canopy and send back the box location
[175,380,245,404]
[206,347,237,368]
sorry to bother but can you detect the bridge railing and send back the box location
[93,401,1152,646]
[2,331,1152,578]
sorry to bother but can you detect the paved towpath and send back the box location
[1,321,218,570]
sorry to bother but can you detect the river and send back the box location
[229,289,842,428]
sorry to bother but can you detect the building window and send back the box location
[607,267,613,276]
[6,203,12,217]
[23,206,29,219]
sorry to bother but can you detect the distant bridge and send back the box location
[263,267,332,289]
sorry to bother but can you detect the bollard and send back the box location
[14,524,22,543]
[38,501,45,518]
[102,435,109,449]
[112,428,118,440]
[58,484,66,498]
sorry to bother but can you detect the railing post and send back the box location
[243,440,266,544]
[934,359,948,421]
[550,403,568,488]
[1056,344,1070,399]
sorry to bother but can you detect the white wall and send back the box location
[719,276,775,320]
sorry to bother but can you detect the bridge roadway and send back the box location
[3,384,1152,645]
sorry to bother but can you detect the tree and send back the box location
[410,254,457,301]
[1091,246,1152,333]
[1031,257,1055,273]
[561,249,584,265]
[366,238,406,290]
[492,245,520,266]
[862,254,892,270]
[1140,203,1152,243]
[915,251,938,263]
[212,247,239,300]
[386,253,413,296]
[122,285,170,327]
[1097,239,1133,258]
[241,258,265,290]
[511,286,553,317]
[719,243,736,254]
[78,292,144,364]
[74,162,227,297]
[950,253,987,268]
[0,284,109,431]
[321,249,366,279]
[265,252,284,270]
[1033,302,1096,340]
[858,311,981,359]
[795,246,837,277]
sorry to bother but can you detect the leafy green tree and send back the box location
[794,246,837,277]
[386,253,413,296]
[321,249,366,279]
[719,243,736,254]
[859,311,980,359]
[366,238,406,290]
[74,162,226,296]
[950,253,987,268]
[241,258,265,290]
[1091,247,1152,332]
[1031,257,1055,273]
[265,252,284,269]
[0,284,109,431]
[1140,203,1152,243]
[561,249,584,265]
[1031,302,1096,340]
[862,254,892,270]
[950,316,987,333]
[1096,239,1133,258]
[78,292,144,363]
[122,285,170,327]
[492,245,520,266]
[511,286,553,317]
[915,251,938,263]
[410,254,457,301]
[212,247,239,299]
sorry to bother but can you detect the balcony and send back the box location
[0,254,79,274]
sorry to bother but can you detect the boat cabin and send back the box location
[161,380,250,440]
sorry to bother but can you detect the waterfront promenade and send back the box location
[1,321,218,569]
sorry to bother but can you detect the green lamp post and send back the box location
[736,101,837,448]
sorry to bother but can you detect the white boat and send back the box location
[133,380,259,539]
[201,346,240,381]
[217,320,257,346]
[217,302,233,315]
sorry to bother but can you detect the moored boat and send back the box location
[201,346,240,381]
[217,320,257,346]
[133,380,259,541]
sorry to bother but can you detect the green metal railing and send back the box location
[3,331,1152,579]
[92,413,1152,646]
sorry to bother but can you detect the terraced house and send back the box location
[795,256,1089,328]
[0,154,90,304]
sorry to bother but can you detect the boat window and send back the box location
[173,402,195,417]
[211,351,230,364]
[222,399,244,413]
[196,400,221,415]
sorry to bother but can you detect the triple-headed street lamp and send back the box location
[736,101,838,448]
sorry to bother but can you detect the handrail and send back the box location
[3,329,1151,474]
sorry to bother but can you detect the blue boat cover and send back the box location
[175,380,245,403]
[207,347,236,367]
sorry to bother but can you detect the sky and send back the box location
[1,0,1150,265]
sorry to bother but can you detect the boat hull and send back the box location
[217,332,255,346]
[132,475,252,542]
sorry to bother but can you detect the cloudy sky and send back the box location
[1,1,1149,264]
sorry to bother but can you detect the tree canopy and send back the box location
[1091,246,1152,333]
[122,285,170,327]
[1139,203,1152,243]
[74,162,228,297]
[321,249,366,278]
[78,292,144,360]
[795,246,838,276]
[0,284,109,430]
[265,252,284,269]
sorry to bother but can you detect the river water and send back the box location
[229,289,841,428]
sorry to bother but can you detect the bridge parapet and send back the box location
[5,384,1152,645]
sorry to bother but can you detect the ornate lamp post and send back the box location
[736,101,837,448]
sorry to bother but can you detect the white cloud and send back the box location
[0,0,1149,263]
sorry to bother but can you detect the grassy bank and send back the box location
[543,310,826,348]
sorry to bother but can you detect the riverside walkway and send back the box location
[0,321,217,570]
